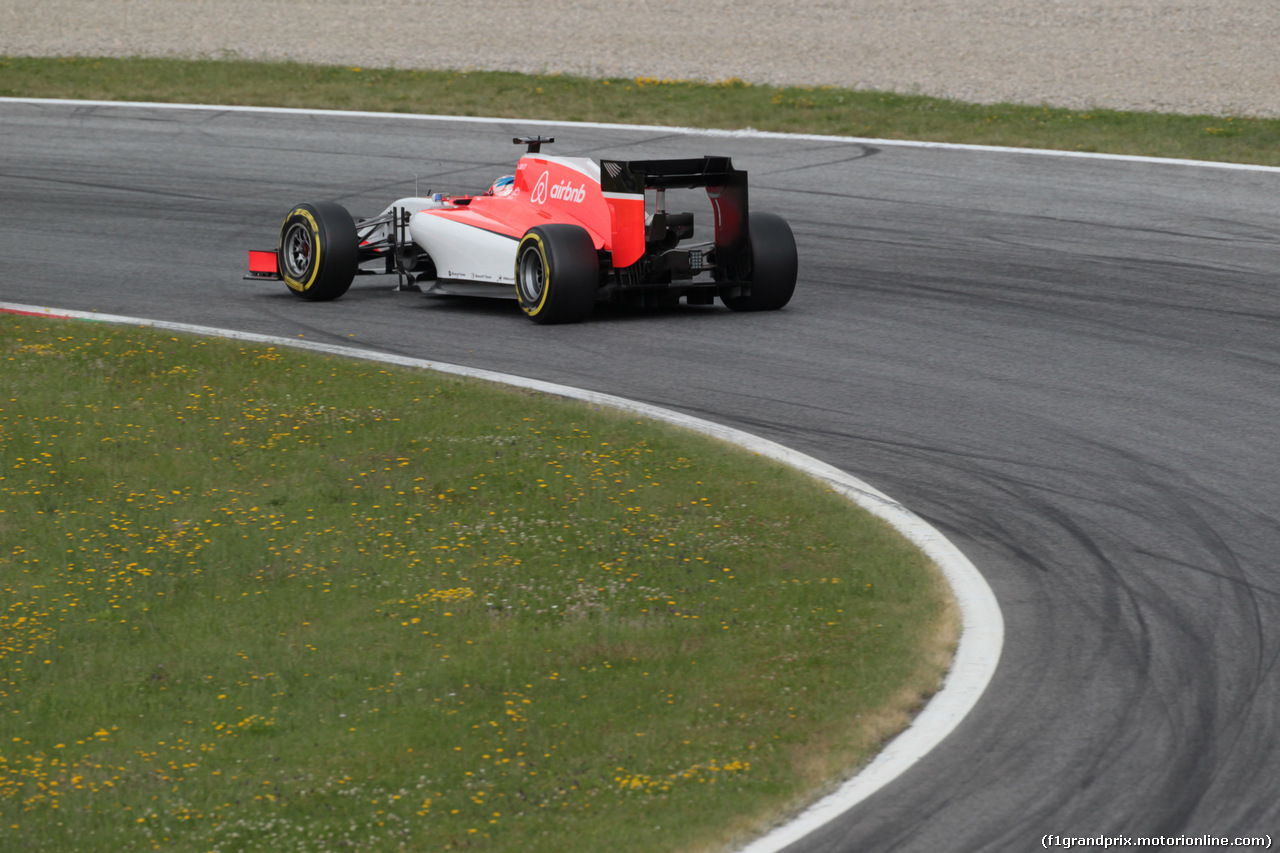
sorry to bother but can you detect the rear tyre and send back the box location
[515,225,599,324]
[279,202,358,301]
[720,212,797,312]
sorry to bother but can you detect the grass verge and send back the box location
[0,313,955,852]
[2,55,1280,166]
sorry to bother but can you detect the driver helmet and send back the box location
[490,175,516,196]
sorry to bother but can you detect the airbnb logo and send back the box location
[530,171,586,205]
[550,180,586,203]
[531,171,549,205]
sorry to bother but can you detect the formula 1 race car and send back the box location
[246,137,797,324]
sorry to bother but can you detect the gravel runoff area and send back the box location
[4,1,1280,118]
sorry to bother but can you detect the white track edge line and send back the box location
[3,96,1278,173]
[2,301,1002,850]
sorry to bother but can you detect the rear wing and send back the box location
[600,156,749,269]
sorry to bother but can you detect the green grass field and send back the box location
[3,55,1279,165]
[1,314,955,852]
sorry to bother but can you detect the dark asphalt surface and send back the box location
[3,101,1280,851]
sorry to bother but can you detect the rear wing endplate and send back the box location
[600,156,749,270]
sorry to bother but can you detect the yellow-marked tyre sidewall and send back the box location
[277,202,356,302]
[515,225,598,325]
[516,233,551,319]
[281,207,322,295]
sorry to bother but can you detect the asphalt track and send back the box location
[4,100,1280,850]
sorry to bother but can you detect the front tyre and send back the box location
[515,225,599,324]
[279,202,358,301]
[720,212,797,312]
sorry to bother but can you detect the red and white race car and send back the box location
[247,137,797,324]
